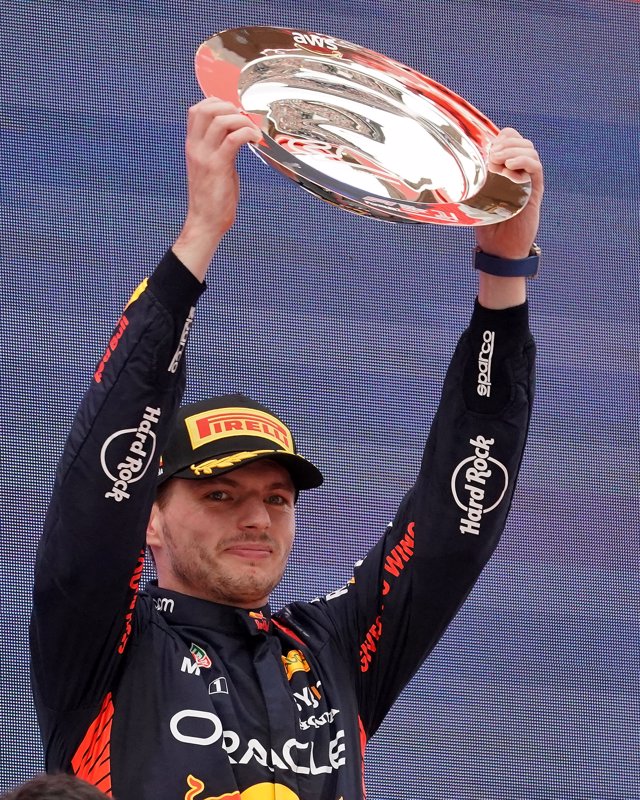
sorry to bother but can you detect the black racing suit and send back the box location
[30,250,535,800]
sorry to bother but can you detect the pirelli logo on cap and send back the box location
[185,407,294,452]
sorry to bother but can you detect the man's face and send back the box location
[147,459,296,608]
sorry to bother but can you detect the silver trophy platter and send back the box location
[195,27,531,225]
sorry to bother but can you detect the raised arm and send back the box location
[30,100,260,728]
[173,98,261,279]
[307,129,543,737]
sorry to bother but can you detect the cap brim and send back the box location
[171,450,324,490]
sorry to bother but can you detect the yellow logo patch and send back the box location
[185,408,294,452]
[185,775,300,800]
[281,649,311,681]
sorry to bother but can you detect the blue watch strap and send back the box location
[474,245,540,278]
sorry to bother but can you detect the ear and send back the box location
[146,502,164,550]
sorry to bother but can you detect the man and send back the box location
[30,99,543,799]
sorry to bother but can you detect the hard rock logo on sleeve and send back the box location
[100,407,161,502]
[451,436,509,535]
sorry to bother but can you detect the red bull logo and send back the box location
[185,776,301,800]
[249,611,270,632]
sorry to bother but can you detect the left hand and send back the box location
[474,128,544,260]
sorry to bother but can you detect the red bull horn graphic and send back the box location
[185,775,301,800]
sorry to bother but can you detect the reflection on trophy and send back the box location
[195,26,531,226]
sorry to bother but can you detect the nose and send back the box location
[237,495,271,532]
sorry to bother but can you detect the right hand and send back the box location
[173,98,262,280]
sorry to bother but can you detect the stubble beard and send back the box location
[161,522,286,607]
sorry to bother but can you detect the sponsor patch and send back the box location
[124,278,148,310]
[171,711,346,774]
[168,306,195,374]
[299,708,340,732]
[208,677,229,695]
[184,775,301,800]
[94,314,129,384]
[190,643,212,669]
[249,611,270,632]
[118,551,145,654]
[184,408,293,452]
[477,330,495,397]
[359,616,383,673]
[154,597,174,614]
[101,406,161,502]
[451,436,509,536]
[322,575,356,603]
[293,683,322,712]
[282,649,311,681]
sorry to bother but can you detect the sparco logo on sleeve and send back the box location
[101,406,161,502]
[477,330,495,397]
[451,436,509,535]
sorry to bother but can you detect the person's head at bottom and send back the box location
[1,774,109,799]
[147,394,323,608]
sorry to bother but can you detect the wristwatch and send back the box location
[474,243,541,278]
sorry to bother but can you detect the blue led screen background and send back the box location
[1,0,638,796]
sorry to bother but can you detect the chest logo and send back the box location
[182,643,212,675]
[190,643,212,668]
[208,677,229,695]
[281,649,310,681]
[185,775,301,800]
[249,611,270,632]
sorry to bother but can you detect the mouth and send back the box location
[223,543,274,560]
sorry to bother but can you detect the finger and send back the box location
[500,155,543,181]
[187,98,250,140]
[501,156,545,195]
[201,112,262,150]
[491,133,535,162]
[217,125,264,161]
[489,142,541,167]
[493,127,526,144]
[502,154,541,170]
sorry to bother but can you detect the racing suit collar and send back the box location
[144,581,272,637]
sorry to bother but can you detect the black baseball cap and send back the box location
[158,394,323,491]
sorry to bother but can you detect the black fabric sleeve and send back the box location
[312,300,536,737]
[30,250,205,729]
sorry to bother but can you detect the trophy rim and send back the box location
[195,26,531,226]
